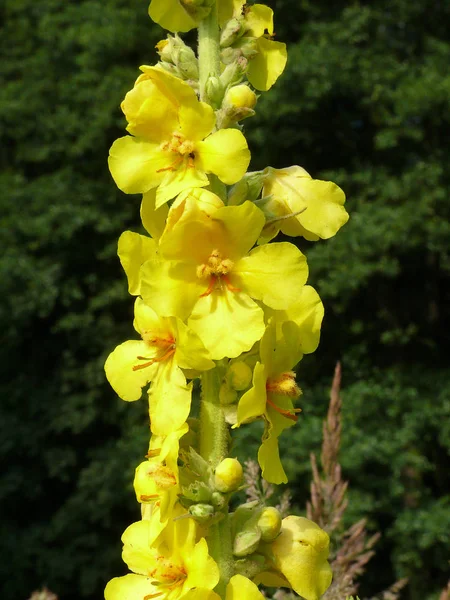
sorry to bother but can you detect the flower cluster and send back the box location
[104,2,349,600]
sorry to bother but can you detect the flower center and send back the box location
[157,132,196,173]
[144,557,187,598]
[133,332,176,371]
[196,249,240,297]
[266,372,302,422]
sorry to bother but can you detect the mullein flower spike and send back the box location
[105,1,349,599]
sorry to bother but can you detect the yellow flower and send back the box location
[260,166,349,243]
[221,3,287,91]
[141,201,309,360]
[105,509,219,600]
[104,297,214,435]
[134,424,188,524]
[235,319,304,484]
[108,67,250,205]
[271,516,332,600]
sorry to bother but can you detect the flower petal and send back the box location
[188,288,265,360]
[121,520,156,575]
[141,258,202,320]
[118,231,157,295]
[172,317,215,371]
[108,137,167,194]
[226,574,266,600]
[149,0,198,33]
[155,163,210,207]
[105,340,158,401]
[105,574,158,600]
[235,242,308,310]
[183,538,220,590]
[195,129,250,185]
[213,202,265,259]
[179,101,215,142]
[149,360,192,435]
[247,38,287,91]
[245,4,274,36]
[236,362,267,424]
[140,189,169,241]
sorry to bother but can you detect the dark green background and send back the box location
[1,0,449,598]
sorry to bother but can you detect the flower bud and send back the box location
[214,458,243,492]
[257,507,282,541]
[211,491,227,509]
[233,529,261,557]
[189,503,215,522]
[220,383,238,405]
[224,85,257,110]
[220,17,245,48]
[228,171,265,206]
[205,76,224,106]
[227,361,253,391]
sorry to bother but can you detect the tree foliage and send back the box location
[0,1,449,599]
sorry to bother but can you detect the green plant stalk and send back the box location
[200,367,233,597]
[197,3,221,102]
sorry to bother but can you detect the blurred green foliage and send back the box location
[0,1,449,599]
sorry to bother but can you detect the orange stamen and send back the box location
[145,448,161,458]
[132,347,176,371]
[144,594,164,600]
[140,494,159,501]
[266,397,301,422]
[156,155,184,173]
[222,275,240,293]
[200,275,217,297]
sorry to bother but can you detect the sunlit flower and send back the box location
[104,297,214,435]
[271,516,332,600]
[105,509,219,600]
[134,424,188,524]
[235,319,304,484]
[260,166,349,243]
[108,67,250,205]
[141,201,308,359]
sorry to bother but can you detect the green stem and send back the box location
[199,368,233,597]
[197,3,221,103]
[199,368,227,467]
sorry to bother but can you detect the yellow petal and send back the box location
[213,202,265,259]
[140,188,169,241]
[141,258,202,320]
[121,520,156,575]
[123,79,179,141]
[195,129,250,185]
[234,242,308,310]
[105,340,158,401]
[183,538,220,590]
[149,0,198,33]
[149,360,192,435]
[108,137,167,194]
[179,101,215,142]
[247,38,287,91]
[236,362,267,424]
[117,231,157,295]
[133,297,169,336]
[268,285,324,355]
[245,4,274,36]
[188,287,265,360]
[226,574,266,600]
[172,317,215,371]
[155,163,210,208]
[272,516,332,600]
[105,574,158,600]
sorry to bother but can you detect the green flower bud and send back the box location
[233,529,261,557]
[220,383,238,405]
[211,491,227,509]
[228,171,265,206]
[220,17,245,48]
[189,503,215,522]
[257,507,282,541]
[205,76,224,106]
[214,457,243,492]
[227,361,253,391]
